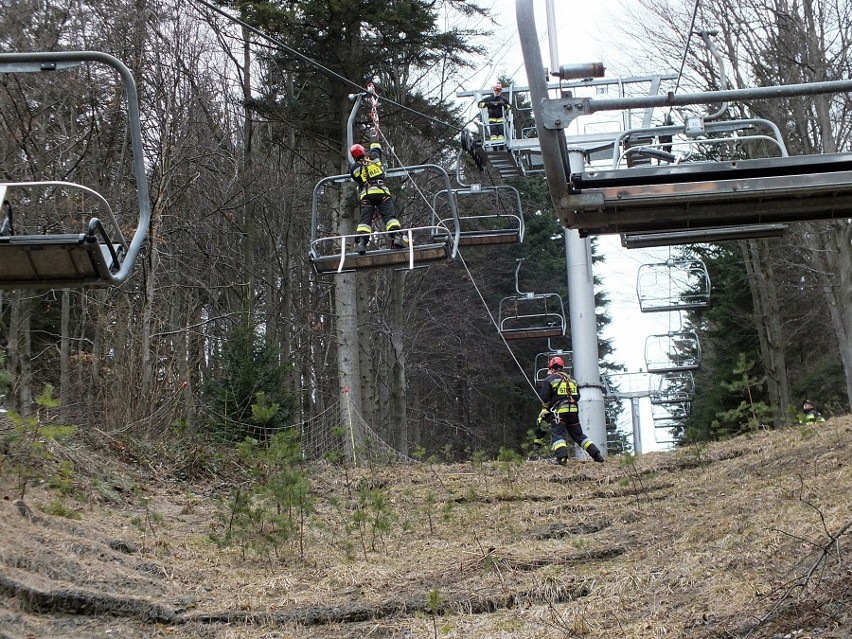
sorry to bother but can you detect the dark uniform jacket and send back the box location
[478,93,510,119]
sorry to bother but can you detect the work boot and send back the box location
[587,443,605,463]
[355,236,368,255]
[389,233,409,250]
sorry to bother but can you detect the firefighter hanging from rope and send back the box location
[349,82,407,254]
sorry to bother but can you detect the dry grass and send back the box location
[1,417,850,638]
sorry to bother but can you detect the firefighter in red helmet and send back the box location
[477,82,511,141]
[538,356,605,464]
[349,128,405,254]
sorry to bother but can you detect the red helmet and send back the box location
[548,356,564,369]
[350,144,366,160]
[493,83,503,93]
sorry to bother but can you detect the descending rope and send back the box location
[366,82,381,132]
[667,0,702,120]
[454,248,541,399]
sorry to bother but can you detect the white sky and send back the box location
[466,0,683,452]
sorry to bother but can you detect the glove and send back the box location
[369,127,380,142]
[537,407,550,425]
[478,101,486,108]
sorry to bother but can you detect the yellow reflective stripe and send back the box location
[552,440,567,451]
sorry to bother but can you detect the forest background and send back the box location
[0,0,850,465]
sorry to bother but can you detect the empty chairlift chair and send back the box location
[0,51,151,289]
[637,259,711,313]
[644,331,701,374]
[431,182,525,247]
[648,370,695,406]
[498,260,566,340]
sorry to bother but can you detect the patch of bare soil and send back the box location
[1,418,851,639]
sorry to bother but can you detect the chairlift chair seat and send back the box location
[310,233,451,275]
[0,232,123,288]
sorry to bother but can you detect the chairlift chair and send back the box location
[498,260,566,340]
[309,165,460,275]
[0,51,151,289]
[644,331,702,374]
[515,0,852,238]
[637,259,711,313]
[309,90,461,274]
[431,182,525,246]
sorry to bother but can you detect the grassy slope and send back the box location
[1,417,850,639]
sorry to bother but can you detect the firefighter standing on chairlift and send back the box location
[349,126,406,254]
[538,356,605,464]
[478,83,511,142]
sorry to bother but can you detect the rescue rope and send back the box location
[362,86,538,404]
[365,83,438,218]
[454,248,541,399]
[366,82,381,132]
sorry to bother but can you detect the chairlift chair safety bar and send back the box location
[533,347,572,383]
[648,370,696,405]
[515,0,852,237]
[0,51,152,288]
[611,118,790,169]
[309,164,461,275]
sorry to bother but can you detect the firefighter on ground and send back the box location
[349,126,406,253]
[538,356,605,464]
[800,399,826,424]
[478,83,511,142]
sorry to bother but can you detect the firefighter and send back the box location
[478,83,511,141]
[538,356,605,464]
[349,127,405,254]
[800,399,826,424]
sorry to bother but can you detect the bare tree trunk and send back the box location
[804,225,852,409]
[60,290,71,418]
[337,272,363,461]
[357,275,376,431]
[388,270,408,455]
[739,239,791,424]
[240,25,255,317]
[7,293,33,415]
